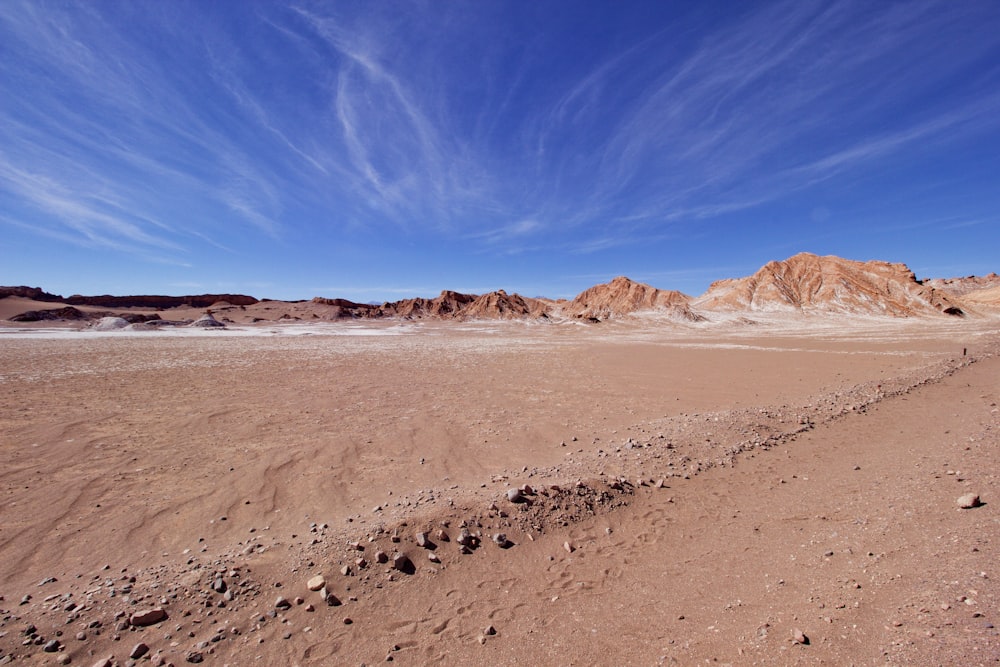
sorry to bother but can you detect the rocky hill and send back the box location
[565,277,703,321]
[0,286,258,309]
[694,253,963,317]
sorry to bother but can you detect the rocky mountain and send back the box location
[565,276,703,321]
[694,253,962,317]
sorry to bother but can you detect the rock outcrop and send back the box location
[694,253,962,317]
[566,277,703,321]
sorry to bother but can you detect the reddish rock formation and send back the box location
[566,276,703,321]
[694,253,962,317]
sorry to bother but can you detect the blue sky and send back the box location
[2,1,999,301]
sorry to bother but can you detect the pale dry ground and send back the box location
[0,317,998,665]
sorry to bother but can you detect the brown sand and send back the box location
[0,319,997,665]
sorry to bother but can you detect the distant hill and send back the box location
[6,253,998,324]
[0,286,258,309]
[564,276,703,321]
[693,253,963,317]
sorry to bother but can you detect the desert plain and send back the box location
[1,257,999,666]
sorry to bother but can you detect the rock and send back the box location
[129,608,168,627]
[374,550,389,564]
[506,488,524,503]
[484,625,497,636]
[321,588,342,606]
[275,596,292,610]
[492,533,511,548]
[457,529,474,546]
[91,660,113,667]
[212,577,226,593]
[56,654,71,665]
[563,541,575,553]
[43,640,61,652]
[792,628,809,645]
[392,552,414,574]
[428,552,440,563]
[416,532,431,548]
[130,643,150,659]
[340,565,352,576]
[307,575,326,591]
[186,651,204,664]
[958,493,982,509]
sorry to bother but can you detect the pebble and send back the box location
[957,493,982,509]
[506,488,524,503]
[792,628,809,645]
[275,596,291,610]
[416,532,430,548]
[307,575,326,591]
[563,541,575,554]
[341,565,352,576]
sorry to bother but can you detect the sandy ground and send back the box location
[0,318,997,665]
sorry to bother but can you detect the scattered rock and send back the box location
[129,608,168,627]
[792,628,809,645]
[958,493,982,509]
[307,575,326,591]
[130,643,150,659]
[186,651,204,664]
[492,533,511,548]
[506,488,524,503]
[43,640,61,653]
[416,532,431,548]
[275,596,292,610]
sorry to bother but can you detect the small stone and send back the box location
[212,577,226,593]
[90,660,113,667]
[392,552,414,573]
[492,533,510,548]
[428,552,441,563]
[44,640,61,653]
[56,654,71,665]
[275,596,291,610]
[129,608,168,627]
[792,629,809,645]
[186,651,204,664]
[958,493,982,509]
[484,625,497,636]
[563,541,575,554]
[306,574,325,591]
[506,488,523,503]
[375,550,389,564]
[436,529,450,542]
[130,643,150,659]
[340,565,352,576]
[343,617,353,625]
[416,532,430,548]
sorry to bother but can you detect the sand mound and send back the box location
[695,252,961,316]
[567,276,703,321]
[188,312,226,328]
